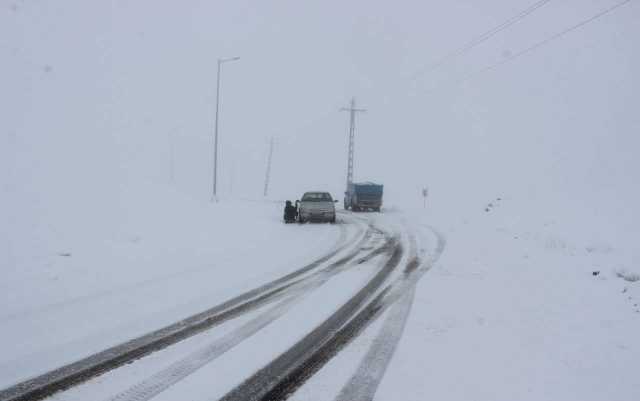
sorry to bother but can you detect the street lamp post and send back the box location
[212,56,240,202]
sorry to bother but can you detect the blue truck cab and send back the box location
[344,182,383,212]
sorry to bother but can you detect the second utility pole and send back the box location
[263,137,275,197]
[341,97,366,189]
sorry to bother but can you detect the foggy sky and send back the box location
[2,0,639,234]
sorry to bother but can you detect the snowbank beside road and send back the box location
[375,199,640,401]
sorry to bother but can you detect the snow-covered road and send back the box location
[3,201,639,401]
[1,209,443,401]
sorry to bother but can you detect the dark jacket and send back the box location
[284,202,297,221]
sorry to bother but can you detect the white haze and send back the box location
[2,1,639,281]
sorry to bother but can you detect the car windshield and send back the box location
[302,193,332,202]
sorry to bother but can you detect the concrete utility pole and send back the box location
[422,187,429,208]
[212,56,240,202]
[263,137,275,197]
[168,131,175,184]
[229,159,236,195]
[341,97,366,189]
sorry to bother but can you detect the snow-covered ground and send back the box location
[0,190,344,389]
[4,193,638,400]
[373,201,640,401]
[48,220,382,401]
[3,1,639,400]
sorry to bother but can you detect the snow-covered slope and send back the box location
[373,201,640,401]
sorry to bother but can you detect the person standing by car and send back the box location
[283,200,297,223]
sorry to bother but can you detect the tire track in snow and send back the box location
[0,219,367,401]
[333,288,415,401]
[218,236,404,401]
[334,224,446,401]
[106,295,298,401]
[102,226,392,401]
[107,220,440,401]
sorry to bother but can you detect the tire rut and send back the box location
[218,239,404,401]
[102,226,390,401]
[0,220,367,401]
[334,224,447,401]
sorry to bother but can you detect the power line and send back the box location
[265,1,553,147]
[455,0,635,87]
[273,2,566,162]
[251,0,632,154]
[265,2,552,146]
[409,0,553,81]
